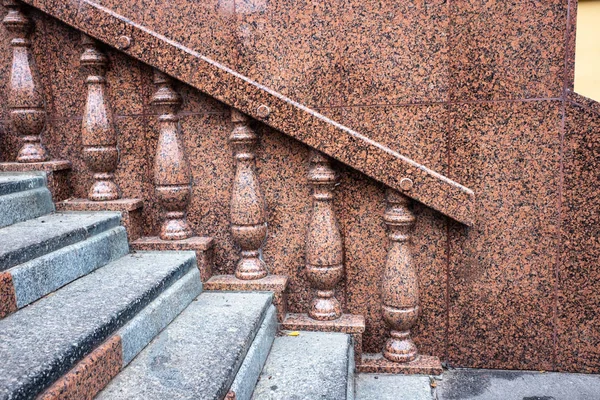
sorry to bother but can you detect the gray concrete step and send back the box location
[356,374,434,400]
[0,173,46,196]
[0,211,122,271]
[97,292,276,400]
[0,250,197,400]
[252,331,354,400]
[6,226,129,313]
[0,173,54,229]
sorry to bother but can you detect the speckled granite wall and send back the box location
[0,0,598,373]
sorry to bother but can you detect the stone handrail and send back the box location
[16,0,475,225]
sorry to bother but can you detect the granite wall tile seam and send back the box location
[563,0,577,93]
[567,91,600,117]
[315,97,564,111]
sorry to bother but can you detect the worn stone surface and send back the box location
[0,172,45,195]
[0,161,73,201]
[36,266,202,400]
[130,236,214,282]
[119,267,202,366]
[229,305,277,400]
[252,331,352,400]
[97,292,273,400]
[0,251,195,399]
[0,186,53,228]
[437,369,600,400]
[356,374,433,400]
[0,211,121,270]
[11,226,128,308]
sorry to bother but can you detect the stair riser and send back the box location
[3,227,129,314]
[0,213,122,271]
[0,174,46,196]
[37,268,202,400]
[229,305,277,400]
[0,187,54,229]
[96,292,274,400]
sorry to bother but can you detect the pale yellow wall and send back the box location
[574,0,600,101]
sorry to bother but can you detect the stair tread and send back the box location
[252,331,352,400]
[0,173,46,196]
[97,291,273,400]
[0,250,196,400]
[0,211,122,271]
[9,226,129,310]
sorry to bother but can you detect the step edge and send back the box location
[38,267,202,400]
[119,267,203,366]
[348,335,356,400]
[0,251,197,399]
[0,187,55,229]
[9,226,129,309]
[0,174,46,196]
[230,305,278,400]
[0,212,123,271]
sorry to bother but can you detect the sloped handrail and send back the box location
[21,0,475,225]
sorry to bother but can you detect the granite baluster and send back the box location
[151,70,193,240]
[80,33,120,201]
[381,188,420,363]
[229,109,268,280]
[3,0,49,162]
[305,149,344,321]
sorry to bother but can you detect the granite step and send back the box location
[0,250,196,400]
[0,172,46,196]
[0,173,54,229]
[38,266,203,399]
[0,211,122,271]
[0,226,129,318]
[252,331,355,400]
[97,292,277,400]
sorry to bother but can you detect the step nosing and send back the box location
[0,251,196,399]
[10,226,129,309]
[0,212,123,271]
[96,292,273,400]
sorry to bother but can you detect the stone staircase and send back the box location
[0,0,467,398]
[0,172,365,399]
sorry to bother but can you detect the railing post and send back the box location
[381,188,419,362]
[80,33,120,201]
[151,70,192,240]
[3,0,49,162]
[305,149,344,320]
[229,109,268,280]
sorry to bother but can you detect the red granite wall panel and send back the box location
[449,0,567,101]
[556,100,600,373]
[447,101,562,370]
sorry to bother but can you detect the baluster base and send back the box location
[358,353,443,375]
[89,173,120,201]
[383,330,418,363]
[17,142,49,163]
[234,251,268,280]
[160,213,193,241]
[308,290,342,321]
